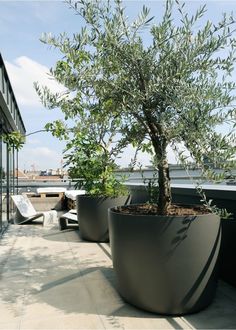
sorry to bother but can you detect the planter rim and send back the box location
[109,204,218,219]
[78,194,128,198]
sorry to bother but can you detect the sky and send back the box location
[0,0,235,171]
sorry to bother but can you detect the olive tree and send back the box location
[36,0,236,214]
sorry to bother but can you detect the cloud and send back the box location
[27,137,41,145]
[5,56,64,107]
[116,144,178,168]
[31,147,57,157]
[167,145,178,164]
[18,146,63,170]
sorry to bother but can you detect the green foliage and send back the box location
[143,173,159,205]
[36,82,128,196]
[2,131,25,151]
[63,115,128,197]
[36,0,236,214]
[196,184,233,219]
[45,121,69,140]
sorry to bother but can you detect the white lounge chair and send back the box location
[11,195,57,227]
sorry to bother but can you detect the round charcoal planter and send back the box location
[77,195,130,242]
[108,207,221,315]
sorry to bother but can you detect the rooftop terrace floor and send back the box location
[1,221,236,329]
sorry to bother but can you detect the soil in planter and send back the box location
[114,204,210,216]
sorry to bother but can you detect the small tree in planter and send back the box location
[35,85,129,243]
[36,0,236,313]
[62,119,127,198]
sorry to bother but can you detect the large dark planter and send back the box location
[108,207,221,315]
[77,195,130,242]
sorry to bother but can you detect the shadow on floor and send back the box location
[2,224,236,329]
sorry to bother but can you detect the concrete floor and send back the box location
[1,222,236,330]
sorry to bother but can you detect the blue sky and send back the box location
[0,0,235,171]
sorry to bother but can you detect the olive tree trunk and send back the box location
[152,135,171,215]
[158,157,171,214]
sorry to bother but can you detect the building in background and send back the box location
[0,53,26,234]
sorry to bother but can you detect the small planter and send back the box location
[77,195,130,242]
[108,207,221,315]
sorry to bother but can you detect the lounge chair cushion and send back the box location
[43,210,58,227]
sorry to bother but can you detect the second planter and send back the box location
[77,195,130,242]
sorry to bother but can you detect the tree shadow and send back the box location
[1,223,236,329]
